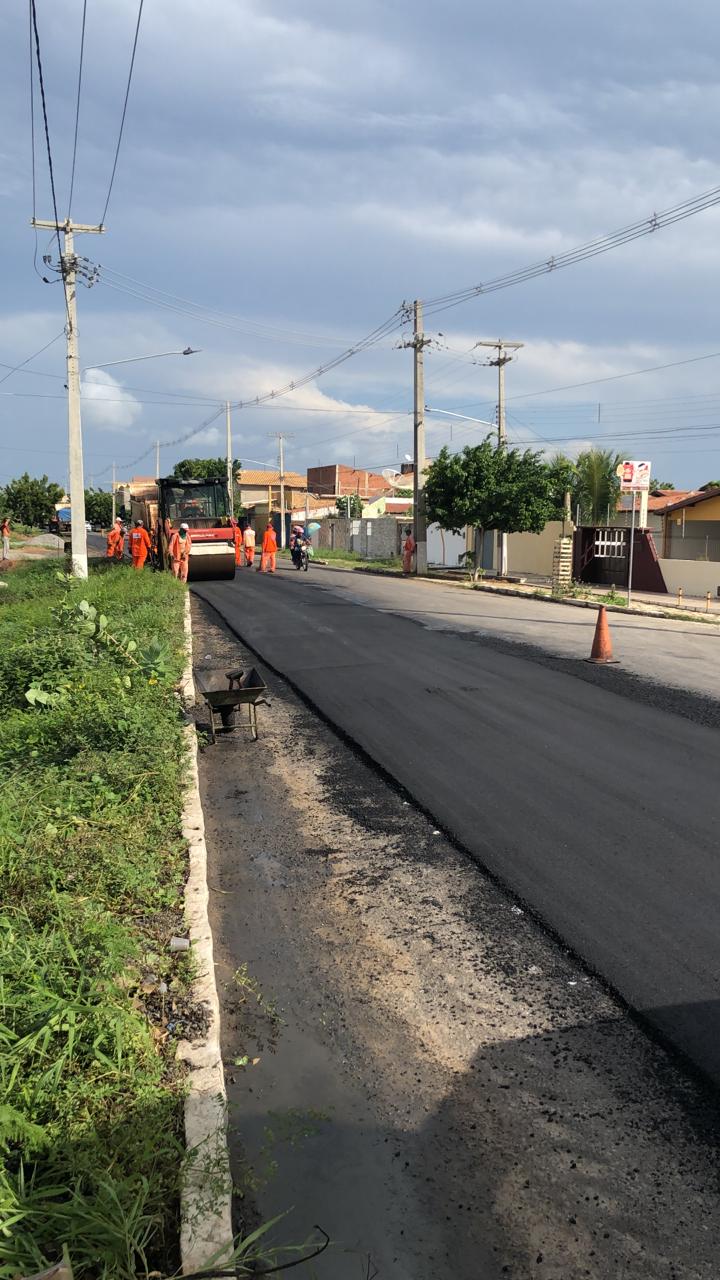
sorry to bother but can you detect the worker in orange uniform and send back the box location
[129,519,152,570]
[169,522,192,582]
[106,517,124,561]
[259,520,277,573]
[243,524,256,568]
[231,519,243,567]
[402,525,416,576]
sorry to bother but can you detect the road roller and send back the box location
[130,476,236,581]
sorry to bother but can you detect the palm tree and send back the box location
[572,448,621,524]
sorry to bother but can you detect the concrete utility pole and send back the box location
[225,402,234,519]
[32,218,104,578]
[155,440,161,479]
[475,339,524,578]
[269,433,293,548]
[111,461,116,524]
[401,301,432,575]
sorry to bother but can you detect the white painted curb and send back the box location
[177,593,234,1272]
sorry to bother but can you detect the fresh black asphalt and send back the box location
[194,566,720,1086]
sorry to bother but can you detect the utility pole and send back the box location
[269,433,293,548]
[111,461,116,524]
[225,402,234,519]
[475,339,524,578]
[155,440,161,479]
[401,301,431,574]
[32,218,104,578]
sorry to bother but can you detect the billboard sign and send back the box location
[618,460,651,493]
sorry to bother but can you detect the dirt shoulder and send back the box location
[193,597,720,1280]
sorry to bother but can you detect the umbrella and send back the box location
[307,521,321,532]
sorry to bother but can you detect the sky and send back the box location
[2,0,720,491]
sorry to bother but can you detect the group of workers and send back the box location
[106,516,191,579]
[233,519,282,573]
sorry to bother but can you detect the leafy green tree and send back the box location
[84,489,113,527]
[394,487,413,498]
[651,479,675,491]
[171,457,240,480]
[425,441,569,552]
[699,481,720,491]
[336,494,363,518]
[1,473,63,527]
[571,448,621,524]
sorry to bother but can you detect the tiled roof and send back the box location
[236,470,306,487]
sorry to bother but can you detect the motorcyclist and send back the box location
[290,524,308,567]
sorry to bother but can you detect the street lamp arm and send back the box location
[82,348,201,374]
[425,407,496,427]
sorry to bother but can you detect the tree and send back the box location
[425,441,570,574]
[336,494,363,518]
[571,448,621,524]
[1,473,64,527]
[84,489,113,527]
[172,457,240,480]
[699,481,720,491]
[651,479,675,491]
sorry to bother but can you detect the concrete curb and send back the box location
[177,592,234,1273]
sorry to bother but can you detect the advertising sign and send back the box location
[618,460,651,493]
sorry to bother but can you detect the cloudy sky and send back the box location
[2,0,720,490]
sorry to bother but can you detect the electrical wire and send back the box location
[67,0,88,217]
[420,185,720,317]
[0,332,64,388]
[28,0,44,282]
[95,265,365,350]
[29,0,70,324]
[99,0,144,227]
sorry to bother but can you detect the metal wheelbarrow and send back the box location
[196,667,270,742]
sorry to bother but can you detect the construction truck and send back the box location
[130,476,236,581]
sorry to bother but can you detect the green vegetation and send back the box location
[0,561,189,1279]
[1,473,64,527]
[84,489,113,528]
[571,448,621,524]
[335,494,363,518]
[171,458,244,515]
[425,442,574,556]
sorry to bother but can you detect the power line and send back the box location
[0,332,64,388]
[67,0,88,216]
[29,0,70,323]
[99,0,144,227]
[421,185,720,317]
[95,269,382,351]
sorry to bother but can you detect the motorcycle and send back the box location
[291,540,310,571]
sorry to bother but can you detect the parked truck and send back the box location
[130,476,236,581]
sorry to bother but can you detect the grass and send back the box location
[0,560,190,1279]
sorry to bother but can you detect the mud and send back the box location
[193,599,720,1280]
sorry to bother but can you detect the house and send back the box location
[306,464,392,500]
[235,469,307,511]
[660,488,720,562]
[362,494,413,518]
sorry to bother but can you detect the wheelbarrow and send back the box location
[196,667,270,743]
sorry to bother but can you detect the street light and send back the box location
[70,347,200,577]
[82,347,201,375]
[425,407,496,438]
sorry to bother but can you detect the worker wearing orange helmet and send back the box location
[402,526,416,576]
[129,519,152,570]
[260,520,277,573]
[169,523,192,582]
[243,523,256,567]
[106,517,125,561]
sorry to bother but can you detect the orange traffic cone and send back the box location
[587,605,618,664]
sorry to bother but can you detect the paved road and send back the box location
[194,565,720,1084]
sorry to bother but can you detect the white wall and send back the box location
[428,523,467,567]
[658,558,720,599]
